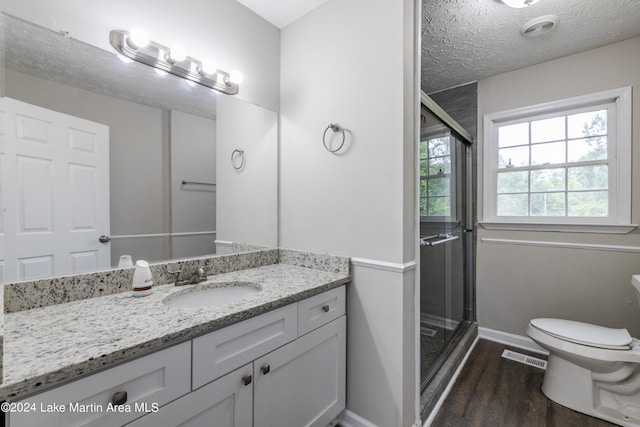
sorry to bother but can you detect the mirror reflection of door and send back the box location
[0,97,110,282]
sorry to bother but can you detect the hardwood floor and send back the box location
[430,339,618,427]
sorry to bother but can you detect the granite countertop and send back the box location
[1,263,351,401]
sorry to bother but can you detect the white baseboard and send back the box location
[478,326,548,355]
[338,409,378,427]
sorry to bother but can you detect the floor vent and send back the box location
[420,327,438,337]
[501,349,547,370]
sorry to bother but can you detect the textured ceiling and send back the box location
[422,0,640,94]
[5,1,640,112]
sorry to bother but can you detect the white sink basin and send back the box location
[163,282,261,308]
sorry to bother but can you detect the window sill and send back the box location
[479,222,638,234]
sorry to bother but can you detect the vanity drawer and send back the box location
[297,286,345,336]
[192,303,297,389]
[9,341,191,427]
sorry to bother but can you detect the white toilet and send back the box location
[527,275,640,426]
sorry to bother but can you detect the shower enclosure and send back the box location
[418,95,474,395]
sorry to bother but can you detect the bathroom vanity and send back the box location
[0,249,350,427]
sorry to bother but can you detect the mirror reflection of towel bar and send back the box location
[182,180,216,186]
[420,233,459,247]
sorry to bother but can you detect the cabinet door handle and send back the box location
[261,364,270,375]
[111,391,128,406]
[322,305,330,313]
[242,375,252,386]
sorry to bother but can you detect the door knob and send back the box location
[99,235,111,243]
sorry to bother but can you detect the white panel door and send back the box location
[0,97,110,282]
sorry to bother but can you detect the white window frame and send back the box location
[482,86,635,233]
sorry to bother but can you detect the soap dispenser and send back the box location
[132,260,153,296]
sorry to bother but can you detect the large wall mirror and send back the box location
[0,12,278,284]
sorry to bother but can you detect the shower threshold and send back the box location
[420,321,478,422]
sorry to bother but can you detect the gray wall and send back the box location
[170,111,217,258]
[476,36,640,338]
[429,82,478,139]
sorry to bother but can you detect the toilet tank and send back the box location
[632,275,640,307]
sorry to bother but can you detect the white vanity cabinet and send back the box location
[253,316,346,427]
[127,364,254,427]
[8,286,346,427]
[131,285,346,427]
[8,342,191,427]
[130,316,345,427]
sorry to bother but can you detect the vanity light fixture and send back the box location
[127,28,150,49]
[110,29,240,95]
[500,0,540,8]
[166,43,187,64]
[229,70,244,84]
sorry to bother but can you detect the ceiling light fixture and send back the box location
[500,0,540,8]
[110,29,240,95]
[520,15,559,37]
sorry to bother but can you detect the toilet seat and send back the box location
[530,318,632,350]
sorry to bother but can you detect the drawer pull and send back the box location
[111,391,128,406]
[261,364,271,375]
[322,305,330,313]
[242,375,252,386]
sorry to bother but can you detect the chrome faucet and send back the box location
[168,265,211,286]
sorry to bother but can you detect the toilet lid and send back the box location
[530,318,632,350]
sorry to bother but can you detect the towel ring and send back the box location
[323,123,345,153]
[231,149,245,170]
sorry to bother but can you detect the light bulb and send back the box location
[127,28,149,49]
[228,70,243,85]
[199,60,217,76]
[500,0,540,8]
[166,44,187,63]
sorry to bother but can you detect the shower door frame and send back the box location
[417,92,476,394]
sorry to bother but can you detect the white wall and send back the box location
[216,95,278,248]
[1,0,280,111]
[477,36,640,338]
[280,0,419,425]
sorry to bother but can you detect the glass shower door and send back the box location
[419,106,471,388]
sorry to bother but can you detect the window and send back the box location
[420,131,454,219]
[482,87,633,232]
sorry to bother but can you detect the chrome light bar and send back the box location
[109,29,239,95]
